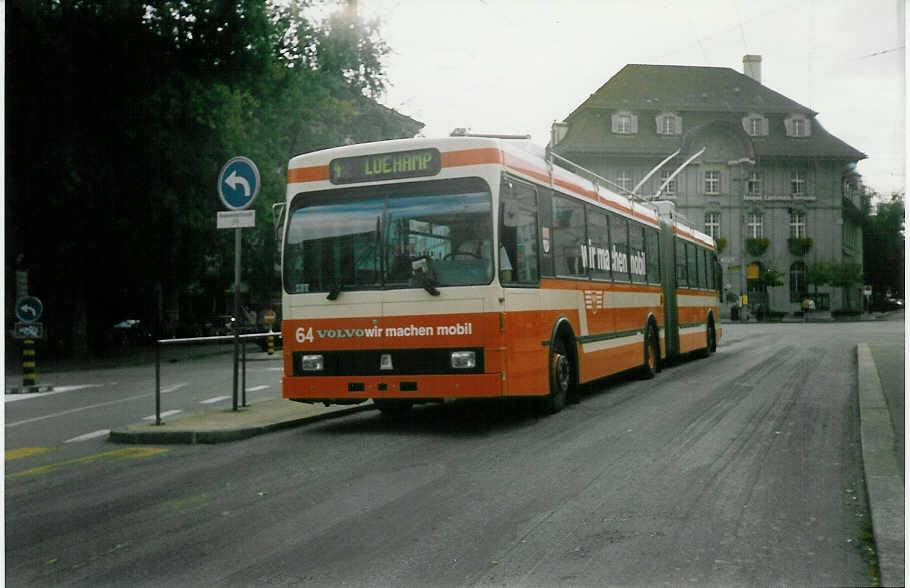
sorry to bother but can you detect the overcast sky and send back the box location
[357,0,905,197]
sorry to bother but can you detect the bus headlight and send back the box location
[300,354,324,372]
[450,350,476,369]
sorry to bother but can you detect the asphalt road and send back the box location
[6,318,902,586]
[6,344,282,461]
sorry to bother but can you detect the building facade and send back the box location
[552,55,866,316]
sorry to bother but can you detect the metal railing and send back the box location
[153,331,281,425]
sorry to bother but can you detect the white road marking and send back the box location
[143,410,182,420]
[8,392,148,427]
[5,384,104,403]
[200,395,231,404]
[245,385,269,392]
[64,429,111,443]
[161,383,190,394]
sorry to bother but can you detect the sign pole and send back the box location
[217,155,260,413]
[233,226,241,411]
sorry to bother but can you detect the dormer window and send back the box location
[656,112,682,136]
[785,114,811,137]
[612,111,638,135]
[741,112,768,136]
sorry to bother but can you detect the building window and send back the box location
[789,261,808,302]
[746,213,763,238]
[843,179,857,199]
[705,170,720,194]
[741,113,768,137]
[659,169,676,195]
[617,170,633,192]
[789,211,806,238]
[791,170,806,195]
[612,111,638,135]
[785,114,811,137]
[747,172,762,195]
[704,212,720,239]
[656,113,681,136]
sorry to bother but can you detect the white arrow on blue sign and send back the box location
[218,156,261,210]
[16,296,43,323]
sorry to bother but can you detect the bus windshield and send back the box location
[284,178,493,295]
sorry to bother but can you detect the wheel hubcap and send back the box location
[555,354,570,392]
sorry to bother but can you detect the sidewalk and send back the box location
[109,397,374,444]
[857,343,905,587]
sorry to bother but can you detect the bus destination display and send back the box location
[329,148,441,184]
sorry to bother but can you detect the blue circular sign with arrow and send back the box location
[218,156,261,210]
[16,296,43,323]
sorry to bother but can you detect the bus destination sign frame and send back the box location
[329,148,441,185]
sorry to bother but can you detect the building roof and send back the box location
[556,64,865,161]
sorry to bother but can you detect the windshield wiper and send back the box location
[326,280,345,301]
[409,256,440,296]
[413,271,440,296]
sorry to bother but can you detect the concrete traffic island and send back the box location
[109,397,373,445]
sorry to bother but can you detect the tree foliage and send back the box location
[863,192,905,302]
[6,0,420,357]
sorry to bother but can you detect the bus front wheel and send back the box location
[540,337,572,414]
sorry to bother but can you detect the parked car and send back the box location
[111,319,153,346]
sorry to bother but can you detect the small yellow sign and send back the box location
[746,263,760,280]
[741,295,749,305]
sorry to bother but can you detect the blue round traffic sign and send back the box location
[218,156,261,210]
[16,296,43,323]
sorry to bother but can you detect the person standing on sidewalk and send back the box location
[807,297,815,321]
[801,297,810,321]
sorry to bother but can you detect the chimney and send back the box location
[743,55,762,83]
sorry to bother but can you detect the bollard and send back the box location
[22,339,36,387]
[267,334,274,355]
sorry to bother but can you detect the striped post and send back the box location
[267,334,274,355]
[22,339,36,387]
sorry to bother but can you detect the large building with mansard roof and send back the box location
[551,55,866,316]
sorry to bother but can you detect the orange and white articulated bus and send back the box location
[281,134,720,415]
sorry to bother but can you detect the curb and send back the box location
[108,404,372,445]
[857,343,905,587]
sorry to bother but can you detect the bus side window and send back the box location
[675,238,688,287]
[500,179,539,284]
[629,223,647,283]
[552,194,586,277]
[645,228,660,284]
[609,213,629,282]
[586,209,610,280]
[686,242,698,289]
[537,188,555,277]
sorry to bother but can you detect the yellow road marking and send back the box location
[6,447,168,479]
[6,447,57,460]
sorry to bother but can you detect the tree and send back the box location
[829,262,864,311]
[6,0,417,357]
[806,261,832,294]
[863,192,905,304]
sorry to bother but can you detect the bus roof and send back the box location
[287,136,714,247]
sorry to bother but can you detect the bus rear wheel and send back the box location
[641,325,660,379]
[539,337,572,414]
